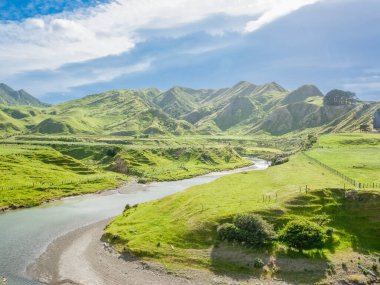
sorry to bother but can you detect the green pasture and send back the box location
[307,133,380,186]
[105,148,380,283]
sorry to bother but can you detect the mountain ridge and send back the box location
[0,81,379,136]
[0,83,48,107]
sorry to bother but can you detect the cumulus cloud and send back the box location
[245,0,321,32]
[0,0,322,77]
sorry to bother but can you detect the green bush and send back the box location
[217,213,276,247]
[254,257,265,268]
[233,213,276,246]
[217,223,240,242]
[279,219,326,252]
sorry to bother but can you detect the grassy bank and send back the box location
[113,146,252,182]
[51,144,252,182]
[0,142,251,210]
[0,144,124,211]
[104,145,380,283]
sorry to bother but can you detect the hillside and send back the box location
[104,134,380,284]
[282,84,323,105]
[0,143,250,210]
[0,83,47,107]
[0,82,379,136]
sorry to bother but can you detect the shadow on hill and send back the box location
[275,188,380,252]
[209,188,380,283]
[210,242,328,284]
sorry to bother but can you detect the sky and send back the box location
[0,0,379,103]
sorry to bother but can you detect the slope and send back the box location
[0,83,47,107]
[34,89,194,135]
[0,82,379,137]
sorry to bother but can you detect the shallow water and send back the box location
[0,159,269,285]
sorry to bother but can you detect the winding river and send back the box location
[0,158,269,285]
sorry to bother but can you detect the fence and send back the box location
[302,152,380,190]
[0,175,112,191]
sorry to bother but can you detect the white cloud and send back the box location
[0,1,322,75]
[343,75,380,95]
[24,59,153,95]
[245,0,321,32]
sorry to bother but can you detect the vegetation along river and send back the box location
[0,158,269,285]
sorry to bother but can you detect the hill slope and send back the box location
[39,89,193,135]
[0,82,379,136]
[0,83,47,107]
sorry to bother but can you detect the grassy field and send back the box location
[306,133,380,186]
[0,144,125,210]
[0,141,252,210]
[114,146,252,182]
[104,145,380,283]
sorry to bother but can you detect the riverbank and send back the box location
[0,159,267,284]
[29,219,290,285]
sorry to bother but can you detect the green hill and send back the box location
[104,134,380,284]
[282,84,323,105]
[38,89,194,135]
[0,82,379,136]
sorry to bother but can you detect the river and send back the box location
[0,159,269,285]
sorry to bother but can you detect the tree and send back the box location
[279,219,326,252]
[323,89,357,106]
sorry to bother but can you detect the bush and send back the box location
[279,219,326,252]
[270,155,289,166]
[217,213,276,247]
[123,203,131,212]
[217,223,240,242]
[233,213,276,246]
[326,227,334,237]
[254,257,265,268]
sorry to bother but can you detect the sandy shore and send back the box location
[28,219,291,285]
[28,220,197,285]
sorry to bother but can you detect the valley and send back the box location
[0,81,379,285]
[2,2,380,284]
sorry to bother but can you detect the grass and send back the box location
[104,145,380,283]
[0,144,125,210]
[114,146,251,182]
[0,142,251,210]
[104,155,343,262]
[306,133,380,185]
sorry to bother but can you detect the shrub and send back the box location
[217,223,240,242]
[233,213,276,246]
[123,203,131,212]
[326,227,334,237]
[270,155,289,166]
[279,219,326,252]
[254,257,265,268]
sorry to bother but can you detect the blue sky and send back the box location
[0,0,111,20]
[0,0,379,103]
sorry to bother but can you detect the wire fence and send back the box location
[303,152,380,190]
[0,175,113,191]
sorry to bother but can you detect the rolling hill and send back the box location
[0,81,379,136]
